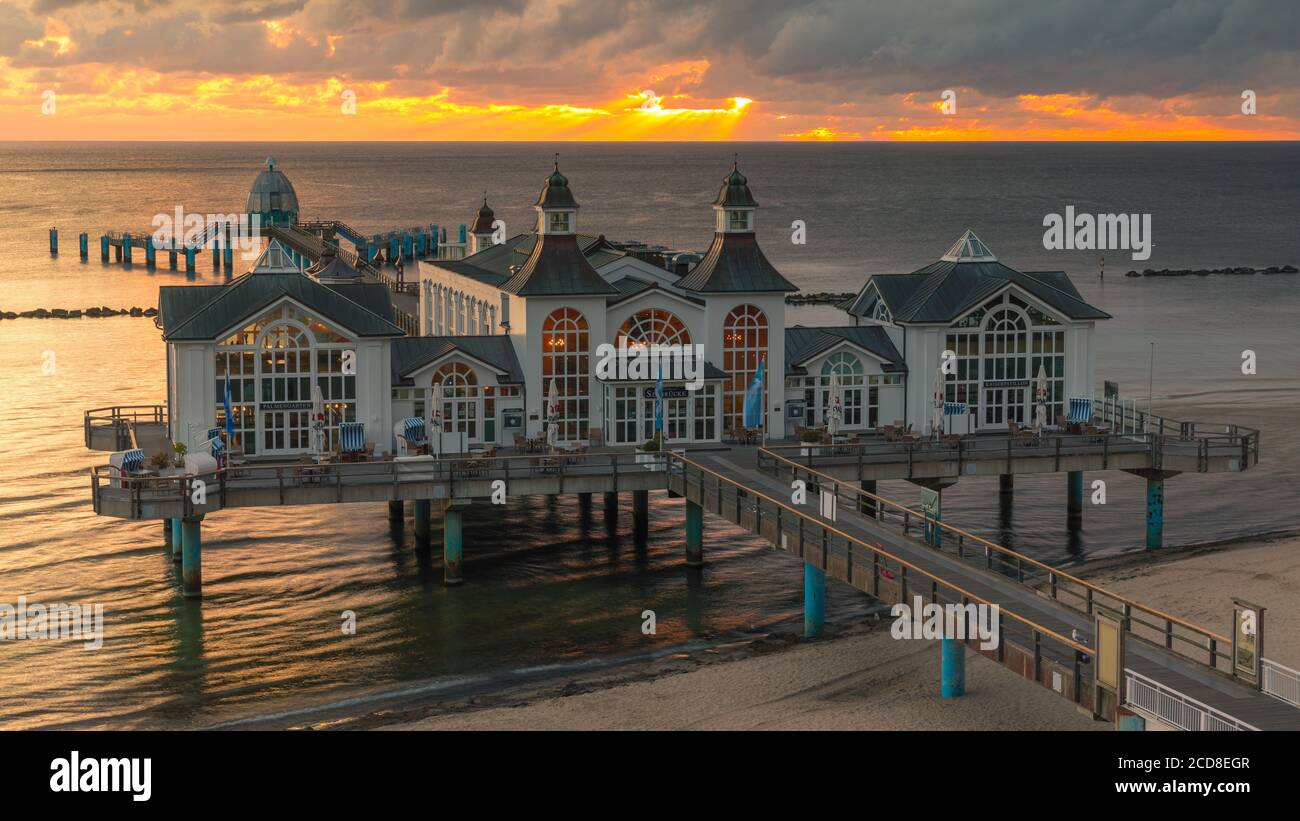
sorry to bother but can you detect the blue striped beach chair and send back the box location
[339,421,371,461]
[1067,398,1093,426]
[112,448,147,487]
[207,427,225,463]
[400,417,428,455]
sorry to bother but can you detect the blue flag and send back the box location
[743,358,765,428]
[654,374,664,432]
[223,379,235,445]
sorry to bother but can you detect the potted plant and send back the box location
[171,441,188,468]
[149,451,173,475]
[800,428,823,456]
[636,433,665,469]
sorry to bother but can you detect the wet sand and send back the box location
[368,535,1299,731]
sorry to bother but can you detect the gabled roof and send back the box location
[431,232,621,289]
[845,233,1110,324]
[784,326,907,375]
[390,335,524,384]
[159,242,404,340]
[607,277,705,307]
[501,232,619,296]
[676,232,798,293]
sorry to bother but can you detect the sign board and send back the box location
[502,409,523,429]
[1232,598,1265,686]
[1094,609,1124,701]
[819,487,837,521]
[983,379,1030,389]
[786,401,805,419]
[261,401,312,411]
[643,386,691,399]
[1104,380,1120,400]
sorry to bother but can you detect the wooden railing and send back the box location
[84,405,167,451]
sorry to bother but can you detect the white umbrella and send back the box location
[546,379,560,450]
[826,371,842,436]
[311,383,326,461]
[931,365,945,436]
[1034,363,1049,430]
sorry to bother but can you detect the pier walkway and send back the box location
[674,448,1300,730]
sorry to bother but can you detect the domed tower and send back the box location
[469,195,496,255]
[246,156,300,228]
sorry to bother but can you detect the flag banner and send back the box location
[743,358,765,429]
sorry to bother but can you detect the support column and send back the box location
[804,562,825,637]
[444,505,463,586]
[49,227,58,255]
[941,636,966,698]
[1146,477,1164,550]
[79,232,88,260]
[603,491,619,522]
[171,518,182,563]
[388,500,404,523]
[163,518,173,549]
[181,516,202,599]
[578,492,592,516]
[858,480,877,517]
[1067,470,1083,526]
[413,499,431,543]
[632,490,649,538]
[685,499,704,567]
[999,473,1014,497]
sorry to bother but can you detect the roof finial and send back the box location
[554,152,560,171]
[733,152,738,171]
[266,155,275,171]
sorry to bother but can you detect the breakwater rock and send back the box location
[786,291,856,305]
[1124,265,1297,278]
[0,306,158,320]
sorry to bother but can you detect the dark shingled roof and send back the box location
[844,232,1110,324]
[607,277,704,306]
[430,232,618,289]
[160,245,403,340]
[785,326,907,375]
[470,198,495,234]
[676,232,798,293]
[535,165,579,209]
[501,232,618,296]
[391,335,524,384]
[714,163,758,208]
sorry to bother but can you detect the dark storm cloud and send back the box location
[211,1,310,23]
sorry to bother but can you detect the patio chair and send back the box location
[339,421,372,462]
[207,427,225,465]
[1067,398,1093,427]
[110,448,148,488]
[397,417,428,455]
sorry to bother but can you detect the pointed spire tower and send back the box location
[470,194,496,255]
[678,158,797,293]
[501,159,616,296]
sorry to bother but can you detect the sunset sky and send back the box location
[2,0,1298,141]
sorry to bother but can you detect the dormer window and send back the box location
[728,209,751,231]
[548,212,571,233]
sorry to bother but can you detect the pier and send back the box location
[82,401,1296,731]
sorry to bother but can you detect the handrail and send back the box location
[759,446,1241,674]
[1124,668,1258,731]
[668,452,1092,658]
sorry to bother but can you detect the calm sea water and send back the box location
[1,141,1297,729]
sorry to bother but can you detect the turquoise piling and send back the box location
[388,500,404,523]
[1117,712,1146,731]
[79,232,88,260]
[122,233,133,264]
[444,506,463,585]
[685,499,703,567]
[223,240,233,271]
[1067,470,1083,526]
[413,498,431,542]
[184,246,196,273]
[1146,477,1164,550]
[941,636,966,698]
[804,562,825,637]
[169,247,178,269]
[100,235,109,261]
[212,240,220,269]
[171,518,182,563]
[49,227,58,255]
[163,518,173,549]
[181,517,202,598]
[145,237,156,268]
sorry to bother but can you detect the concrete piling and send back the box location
[1067,470,1083,526]
[1146,477,1164,550]
[603,491,618,523]
[941,636,966,698]
[49,227,58,255]
[79,232,88,260]
[444,504,463,586]
[181,516,202,598]
[388,500,404,523]
[685,499,703,567]
[171,519,182,563]
[999,473,1014,497]
[804,562,826,637]
[413,498,431,543]
[632,490,649,538]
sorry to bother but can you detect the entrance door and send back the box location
[665,396,688,442]
[983,386,1028,428]
[437,395,479,453]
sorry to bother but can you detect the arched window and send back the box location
[820,352,865,427]
[432,361,479,437]
[615,308,691,348]
[542,307,589,440]
[722,304,768,432]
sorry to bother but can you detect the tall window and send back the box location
[983,308,1027,381]
[432,362,479,439]
[820,352,864,426]
[548,212,571,233]
[723,304,767,432]
[615,308,691,348]
[944,330,980,422]
[1031,330,1066,423]
[542,307,589,440]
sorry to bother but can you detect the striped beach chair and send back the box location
[1067,398,1093,426]
[399,417,428,455]
[111,448,146,488]
[207,427,225,462]
[339,421,370,461]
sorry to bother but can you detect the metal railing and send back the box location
[1091,397,1260,470]
[1124,669,1258,731]
[91,450,666,518]
[667,452,1096,704]
[758,447,1243,676]
[1263,659,1300,708]
[84,405,168,451]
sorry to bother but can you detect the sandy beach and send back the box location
[370,535,1299,731]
